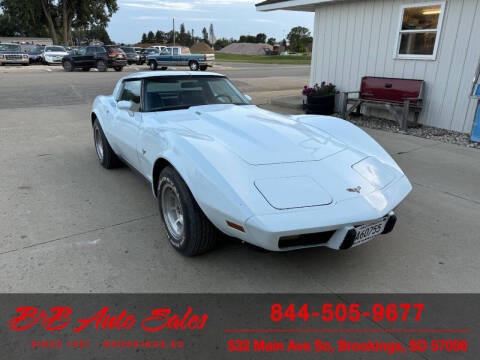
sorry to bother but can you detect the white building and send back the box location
[257,0,480,134]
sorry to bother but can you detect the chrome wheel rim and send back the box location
[94,126,104,161]
[190,62,198,71]
[161,183,184,242]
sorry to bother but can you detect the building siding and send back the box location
[310,0,480,133]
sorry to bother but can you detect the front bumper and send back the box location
[241,175,411,251]
[0,55,29,64]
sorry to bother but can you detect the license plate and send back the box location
[352,216,388,247]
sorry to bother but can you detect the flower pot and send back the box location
[304,94,335,115]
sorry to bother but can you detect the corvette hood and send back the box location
[185,105,349,165]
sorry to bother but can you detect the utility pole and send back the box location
[173,18,175,46]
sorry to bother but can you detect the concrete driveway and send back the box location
[0,64,479,293]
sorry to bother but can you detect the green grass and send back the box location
[214,53,311,65]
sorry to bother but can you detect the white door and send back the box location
[112,79,143,169]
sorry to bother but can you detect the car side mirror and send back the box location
[117,100,133,111]
[244,94,252,102]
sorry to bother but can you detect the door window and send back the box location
[76,48,87,56]
[173,48,179,55]
[119,80,142,112]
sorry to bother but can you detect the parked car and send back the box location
[120,46,140,65]
[90,71,412,256]
[138,47,159,65]
[133,47,143,54]
[62,45,127,72]
[42,45,69,65]
[0,43,29,66]
[147,46,215,71]
[22,45,44,64]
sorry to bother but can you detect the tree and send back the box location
[255,33,266,44]
[155,30,166,44]
[147,30,155,43]
[1,0,118,45]
[202,27,208,42]
[141,33,147,43]
[209,23,216,44]
[287,26,312,53]
[239,35,256,43]
[267,37,276,46]
[0,0,52,39]
[214,38,231,50]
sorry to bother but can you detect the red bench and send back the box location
[342,77,424,130]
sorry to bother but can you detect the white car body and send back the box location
[91,71,412,251]
[43,46,69,65]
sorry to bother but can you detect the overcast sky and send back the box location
[107,0,314,44]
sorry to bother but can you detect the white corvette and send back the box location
[91,72,412,256]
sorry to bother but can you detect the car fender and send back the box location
[294,115,404,174]
[149,133,255,236]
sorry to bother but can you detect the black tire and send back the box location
[149,60,157,70]
[22,63,29,66]
[63,60,74,72]
[199,65,207,71]
[97,60,107,72]
[158,166,218,256]
[189,61,199,71]
[82,67,90,72]
[114,66,123,72]
[160,67,168,71]
[92,119,121,169]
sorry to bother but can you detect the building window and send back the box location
[394,2,445,60]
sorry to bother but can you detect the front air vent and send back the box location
[278,230,335,249]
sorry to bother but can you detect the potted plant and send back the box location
[302,82,336,115]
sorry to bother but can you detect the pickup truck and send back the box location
[0,43,29,66]
[146,46,214,71]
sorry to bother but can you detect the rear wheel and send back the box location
[82,67,90,72]
[149,61,157,70]
[63,60,74,72]
[158,166,218,256]
[92,119,121,169]
[200,65,207,71]
[113,66,123,72]
[97,60,107,72]
[160,67,168,71]
[189,60,199,71]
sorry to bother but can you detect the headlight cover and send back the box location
[352,157,397,190]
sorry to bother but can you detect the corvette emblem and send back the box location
[346,186,361,193]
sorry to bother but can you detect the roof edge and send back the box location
[256,0,337,11]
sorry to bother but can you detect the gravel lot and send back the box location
[346,115,480,149]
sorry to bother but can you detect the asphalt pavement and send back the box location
[0,62,479,293]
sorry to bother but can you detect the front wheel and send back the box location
[189,61,199,71]
[92,119,121,169]
[158,166,218,256]
[149,61,158,71]
[113,66,123,72]
[63,60,74,72]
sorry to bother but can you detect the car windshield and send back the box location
[45,46,66,52]
[0,44,21,51]
[26,46,43,54]
[144,76,250,112]
[122,47,135,53]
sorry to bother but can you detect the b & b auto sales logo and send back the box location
[8,306,207,350]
